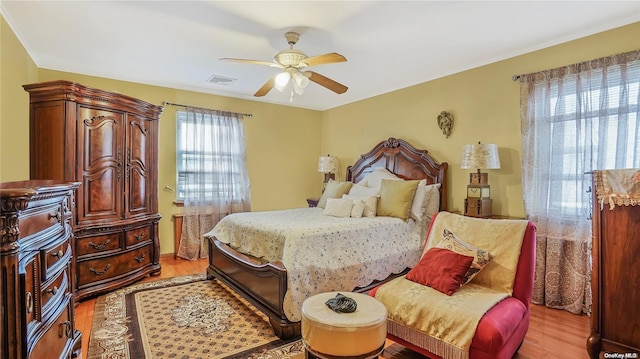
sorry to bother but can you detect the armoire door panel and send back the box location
[77,107,124,223]
[125,115,154,216]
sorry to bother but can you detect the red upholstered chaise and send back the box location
[370,212,537,359]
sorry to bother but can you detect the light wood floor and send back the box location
[74,256,591,359]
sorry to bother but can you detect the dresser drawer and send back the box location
[22,255,41,327]
[125,225,152,247]
[76,246,152,288]
[76,232,122,257]
[18,202,65,242]
[28,295,77,359]
[41,267,69,315]
[41,236,71,280]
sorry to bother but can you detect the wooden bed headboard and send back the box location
[345,137,449,211]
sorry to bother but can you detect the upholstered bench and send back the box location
[301,291,387,358]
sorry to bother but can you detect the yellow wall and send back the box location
[321,22,640,218]
[0,16,38,180]
[2,13,639,253]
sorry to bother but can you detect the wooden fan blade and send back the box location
[307,71,348,94]
[254,77,275,97]
[220,58,283,68]
[300,52,347,67]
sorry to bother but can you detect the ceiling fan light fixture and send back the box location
[293,71,310,89]
[274,71,291,92]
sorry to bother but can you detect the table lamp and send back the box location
[460,143,501,217]
[318,155,338,190]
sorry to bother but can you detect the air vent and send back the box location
[207,75,237,86]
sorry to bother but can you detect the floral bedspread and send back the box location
[204,207,426,322]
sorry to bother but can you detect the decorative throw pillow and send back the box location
[342,194,378,217]
[360,167,399,189]
[436,229,494,284]
[350,199,366,218]
[376,179,420,220]
[317,180,353,208]
[323,198,354,218]
[406,248,474,296]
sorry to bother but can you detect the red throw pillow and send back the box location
[406,248,474,296]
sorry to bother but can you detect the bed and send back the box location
[205,137,448,339]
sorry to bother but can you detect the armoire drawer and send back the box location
[125,225,152,247]
[76,245,152,288]
[76,232,122,257]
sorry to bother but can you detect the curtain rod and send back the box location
[162,101,253,118]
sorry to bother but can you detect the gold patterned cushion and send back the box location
[318,180,353,208]
[376,179,420,220]
[435,229,494,284]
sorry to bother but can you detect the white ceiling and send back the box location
[2,1,639,111]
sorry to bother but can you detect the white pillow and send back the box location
[348,184,380,197]
[350,199,366,218]
[423,183,441,220]
[342,194,378,217]
[323,198,354,218]
[360,168,399,189]
[409,179,428,221]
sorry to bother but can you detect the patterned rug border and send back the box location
[87,274,303,359]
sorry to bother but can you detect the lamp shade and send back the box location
[318,155,338,173]
[460,143,501,170]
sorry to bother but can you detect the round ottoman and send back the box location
[301,291,387,359]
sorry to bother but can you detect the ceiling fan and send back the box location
[220,31,348,98]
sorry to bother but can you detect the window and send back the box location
[176,109,249,202]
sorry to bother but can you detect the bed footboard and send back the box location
[206,236,300,339]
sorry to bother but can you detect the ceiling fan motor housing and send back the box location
[274,49,307,67]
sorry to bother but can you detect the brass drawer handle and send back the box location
[48,211,62,222]
[26,292,33,313]
[51,249,64,258]
[88,239,111,250]
[61,321,73,338]
[89,264,112,276]
[134,233,146,241]
[47,286,59,295]
[134,254,146,263]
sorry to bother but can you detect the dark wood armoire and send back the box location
[1,180,82,359]
[23,80,163,300]
[587,170,640,358]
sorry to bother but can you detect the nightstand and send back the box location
[306,198,319,207]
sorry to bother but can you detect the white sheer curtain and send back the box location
[177,107,251,260]
[519,50,640,314]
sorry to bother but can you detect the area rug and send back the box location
[87,274,304,359]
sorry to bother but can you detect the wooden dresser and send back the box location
[23,81,163,300]
[1,180,82,359]
[587,170,640,358]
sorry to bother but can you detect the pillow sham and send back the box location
[376,179,420,220]
[406,247,474,296]
[342,194,378,217]
[435,229,494,284]
[323,198,354,218]
[347,184,380,197]
[360,167,399,189]
[409,179,428,221]
[317,179,353,208]
[423,183,442,220]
